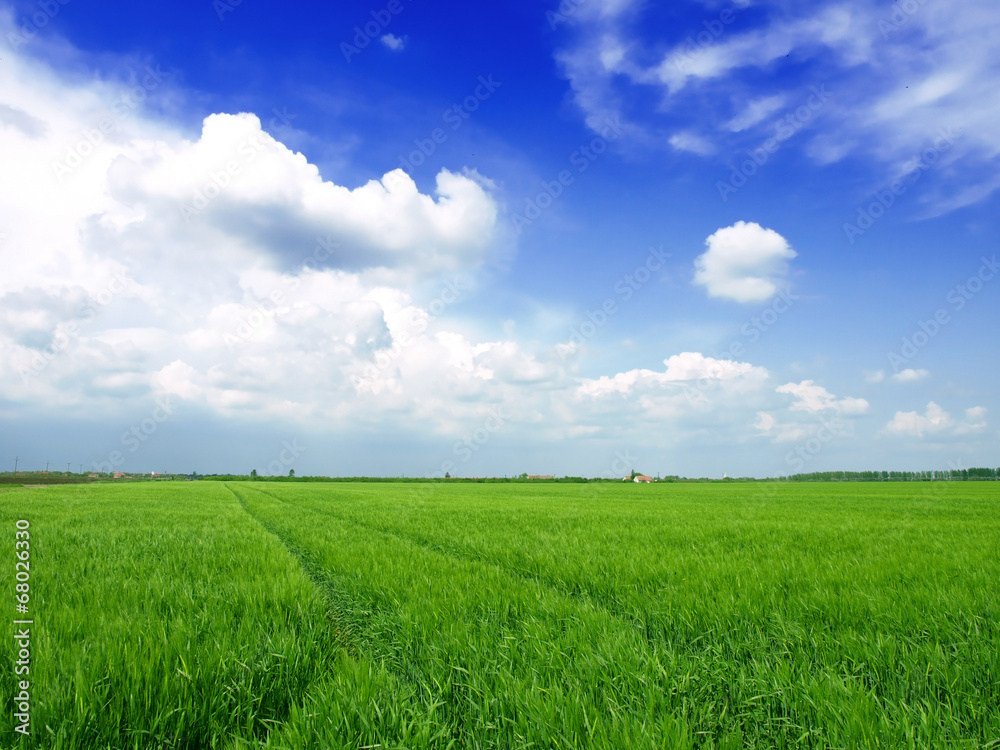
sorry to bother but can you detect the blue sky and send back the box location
[1,0,997,478]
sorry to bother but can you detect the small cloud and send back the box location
[754,411,775,432]
[955,406,988,435]
[864,370,885,383]
[885,401,952,437]
[777,380,868,414]
[380,33,407,52]
[669,131,716,156]
[891,368,929,383]
[693,221,796,303]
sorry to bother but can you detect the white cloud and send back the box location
[693,221,796,303]
[380,33,406,52]
[891,368,929,383]
[864,370,886,383]
[107,112,497,280]
[885,401,952,437]
[653,7,870,94]
[776,380,869,414]
[885,403,988,438]
[578,352,768,398]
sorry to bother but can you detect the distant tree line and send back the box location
[781,468,999,482]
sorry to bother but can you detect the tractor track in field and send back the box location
[224,483,367,660]
[227,482,504,739]
[229,482,710,658]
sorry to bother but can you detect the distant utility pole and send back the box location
[45,461,49,473]
[66,462,71,473]
[13,457,17,474]
[79,464,83,474]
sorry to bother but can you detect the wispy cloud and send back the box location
[553,0,1000,214]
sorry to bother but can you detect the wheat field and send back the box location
[2,480,998,748]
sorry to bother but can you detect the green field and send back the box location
[1,481,998,749]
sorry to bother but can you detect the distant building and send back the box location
[633,475,653,483]
[113,473,126,479]
[527,475,554,480]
